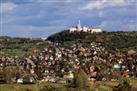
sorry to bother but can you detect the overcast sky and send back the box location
[0,0,137,38]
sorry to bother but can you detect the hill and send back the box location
[47,31,137,51]
[0,31,137,91]
[0,36,51,57]
[1,31,137,56]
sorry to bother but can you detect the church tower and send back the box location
[77,20,82,31]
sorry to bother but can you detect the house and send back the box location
[17,75,36,84]
[69,20,102,33]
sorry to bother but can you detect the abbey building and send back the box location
[69,20,102,33]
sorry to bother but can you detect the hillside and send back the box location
[0,36,51,57]
[0,31,137,56]
[47,31,137,51]
[0,31,137,91]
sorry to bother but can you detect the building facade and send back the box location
[69,20,102,33]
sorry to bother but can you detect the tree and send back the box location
[72,68,90,91]
[113,78,132,91]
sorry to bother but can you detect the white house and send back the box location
[91,28,102,33]
[69,20,102,33]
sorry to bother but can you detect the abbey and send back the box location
[69,20,102,33]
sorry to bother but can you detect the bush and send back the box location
[39,85,61,91]
[72,68,91,90]
[113,78,132,91]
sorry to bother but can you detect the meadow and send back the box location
[0,78,137,91]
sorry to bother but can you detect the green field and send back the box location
[0,79,137,91]
[0,83,66,91]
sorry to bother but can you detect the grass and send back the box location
[0,79,137,91]
[0,82,66,91]
[0,82,121,91]
[1,49,33,57]
[0,84,38,91]
[129,78,137,90]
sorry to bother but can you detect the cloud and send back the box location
[99,19,137,31]
[79,0,137,31]
[0,0,136,38]
[80,0,134,10]
[0,2,17,13]
[80,1,102,10]
[2,24,67,37]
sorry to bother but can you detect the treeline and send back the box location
[1,31,137,56]
[47,31,137,51]
[0,36,49,57]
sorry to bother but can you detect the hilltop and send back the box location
[47,31,137,51]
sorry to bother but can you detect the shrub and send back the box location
[72,68,91,91]
[39,85,61,91]
[113,78,132,91]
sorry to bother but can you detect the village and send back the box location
[0,40,137,84]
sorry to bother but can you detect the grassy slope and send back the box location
[1,31,137,57]
[0,84,38,91]
[47,31,137,51]
[0,83,66,91]
[0,79,137,91]
[0,37,50,57]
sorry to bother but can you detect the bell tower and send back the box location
[77,20,81,31]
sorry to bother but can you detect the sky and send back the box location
[0,0,137,38]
